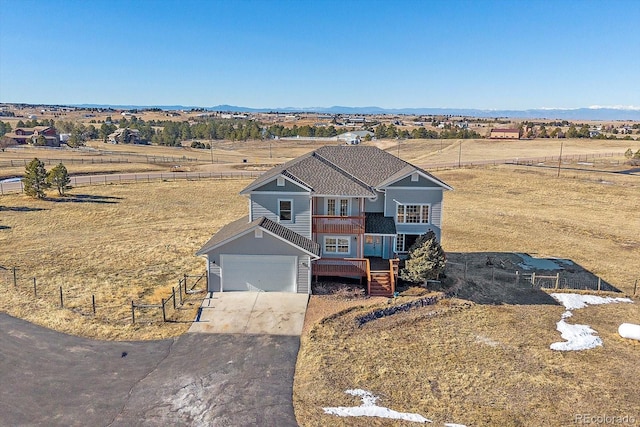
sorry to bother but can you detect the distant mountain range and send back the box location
[71,104,640,121]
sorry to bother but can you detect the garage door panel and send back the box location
[221,255,296,292]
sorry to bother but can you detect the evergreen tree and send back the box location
[399,231,446,284]
[23,158,49,199]
[47,163,71,196]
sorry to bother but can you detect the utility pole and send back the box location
[210,143,214,164]
[557,140,564,177]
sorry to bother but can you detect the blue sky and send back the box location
[1,0,638,110]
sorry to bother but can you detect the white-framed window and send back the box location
[324,236,350,254]
[278,199,293,222]
[254,229,263,238]
[327,198,350,216]
[411,172,419,182]
[396,204,429,224]
[276,177,285,187]
[395,234,420,253]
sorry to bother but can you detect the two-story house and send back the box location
[196,145,452,296]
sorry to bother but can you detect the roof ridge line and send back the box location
[312,150,374,193]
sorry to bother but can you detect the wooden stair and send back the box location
[369,271,393,297]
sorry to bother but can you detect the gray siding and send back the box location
[385,188,444,241]
[254,178,308,192]
[364,191,385,213]
[297,255,311,293]
[202,229,312,293]
[387,174,443,188]
[251,193,311,238]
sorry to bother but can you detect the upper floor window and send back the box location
[276,177,285,187]
[327,198,349,216]
[397,204,429,223]
[279,199,292,222]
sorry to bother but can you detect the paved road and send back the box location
[0,313,299,426]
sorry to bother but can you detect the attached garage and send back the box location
[220,255,297,292]
[196,216,320,294]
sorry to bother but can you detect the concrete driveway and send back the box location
[189,292,309,335]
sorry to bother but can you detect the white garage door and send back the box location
[221,255,297,292]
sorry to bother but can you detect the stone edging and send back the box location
[355,295,441,327]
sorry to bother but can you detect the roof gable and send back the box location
[196,216,320,257]
[241,145,451,196]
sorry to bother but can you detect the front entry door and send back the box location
[364,235,383,257]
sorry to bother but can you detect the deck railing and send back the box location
[312,258,369,278]
[312,215,365,234]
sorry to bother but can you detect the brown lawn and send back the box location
[294,164,640,426]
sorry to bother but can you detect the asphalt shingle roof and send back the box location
[196,215,319,256]
[365,213,397,235]
[241,145,451,195]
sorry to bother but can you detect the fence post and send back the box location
[59,286,63,308]
[33,277,37,296]
[555,273,559,290]
[92,294,96,314]
[131,300,135,324]
[13,267,17,287]
[172,287,176,309]
[178,280,183,305]
[161,298,166,322]
[184,274,188,292]
[597,277,601,292]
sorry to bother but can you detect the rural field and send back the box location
[0,179,251,340]
[294,164,640,426]
[1,138,639,424]
[1,137,636,182]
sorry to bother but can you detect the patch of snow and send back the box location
[549,293,633,351]
[323,389,432,423]
[550,319,603,351]
[516,253,566,271]
[0,177,21,183]
[550,293,632,311]
[444,424,468,427]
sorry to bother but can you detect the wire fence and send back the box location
[445,258,629,295]
[131,273,207,324]
[0,171,261,195]
[0,265,208,325]
[421,151,626,170]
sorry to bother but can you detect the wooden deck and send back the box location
[312,257,399,297]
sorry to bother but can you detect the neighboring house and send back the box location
[107,128,140,144]
[490,128,520,139]
[197,145,452,296]
[337,130,374,145]
[3,126,60,146]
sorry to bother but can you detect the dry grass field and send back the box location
[0,179,251,340]
[294,164,640,426]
